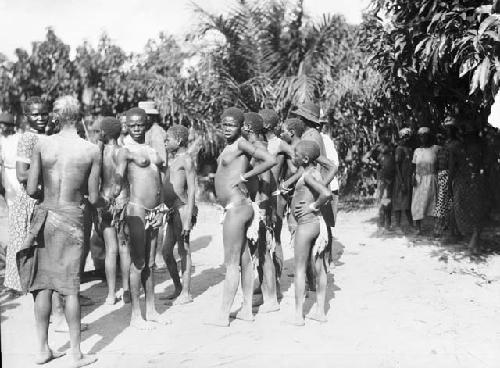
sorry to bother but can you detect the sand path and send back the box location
[1,204,500,368]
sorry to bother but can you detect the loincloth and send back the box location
[95,197,128,236]
[29,203,85,295]
[128,201,169,230]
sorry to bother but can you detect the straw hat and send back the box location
[138,101,159,115]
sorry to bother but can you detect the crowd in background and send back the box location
[363,116,500,252]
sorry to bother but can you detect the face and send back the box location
[380,131,391,144]
[222,116,241,141]
[419,133,430,145]
[127,114,147,142]
[292,146,306,167]
[241,121,252,139]
[164,131,180,152]
[280,125,293,144]
[27,103,48,132]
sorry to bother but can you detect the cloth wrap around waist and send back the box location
[16,203,85,295]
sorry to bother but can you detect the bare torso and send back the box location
[215,138,250,207]
[163,153,189,208]
[39,134,98,206]
[126,144,163,209]
[101,144,128,200]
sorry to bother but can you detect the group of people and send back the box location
[364,115,499,252]
[0,96,341,366]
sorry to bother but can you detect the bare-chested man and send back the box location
[161,124,197,305]
[27,96,99,367]
[114,107,169,329]
[98,117,131,305]
[208,107,276,327]
[241,112,279,313]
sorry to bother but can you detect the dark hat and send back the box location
[0,112,14,125]
[292,103,321,125]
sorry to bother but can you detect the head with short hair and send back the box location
[24,96,49,133]
[53,95,80,128]
[293,140,321,167]
[101,117,122,141]
[165,124,189,152]
[242,112,265,138]
[259,109,279,132]
[221,107,244,142]
[281,118,306,143]
[126,107,147,143]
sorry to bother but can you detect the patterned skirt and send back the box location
[434,170,452,218]
[4,190,37,291]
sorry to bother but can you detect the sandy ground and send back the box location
[1,202,500,368]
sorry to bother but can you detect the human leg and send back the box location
[64,293,97,367]
[175,232,193,305]
[306,253,328,323]
[34,289,62,364]
[103,226,119,304]
[235,238,255,321]
[162,215,182,300]
[117,232,131,303]
[210,203,253,326]
[125,211,153,329]
[259,227,279,313]
[293,222,319,326]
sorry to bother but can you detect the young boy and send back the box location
[241,112,279,313]
[290,140,332,326]
[98,117,131,305]
[162,124,197,305]
[362,126,396,235]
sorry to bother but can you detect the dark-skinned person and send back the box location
[362,126,396,235]
[411,127,438,236]
[207,107,276,327]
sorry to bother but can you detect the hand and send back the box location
[294,201,317,219]
[112,183,121,198]
[231,174,247,188]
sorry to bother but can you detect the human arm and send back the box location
[294,173,333,219]
[87,146,102,206]
[183,156,197,234]
[394,147,405,193]
[26,143,42,198]
[113,147,129,197]
[237,138,276,182]
[316,155,338,187]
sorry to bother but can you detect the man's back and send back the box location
[39,133,98,205]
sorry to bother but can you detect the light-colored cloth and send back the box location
[4,132,42,291]
[145,123,167,163]
[411,146,438,221]
[267,136,283,156]
[1,133,22,207]
[321,132,339,191]
[312,216,329,257]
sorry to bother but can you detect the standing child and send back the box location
[289,140,332,326]
[393,128,413,232]
[362,126,396,235]
[162,124,197,305]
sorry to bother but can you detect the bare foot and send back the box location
[282,316,305,326]
[204,315,230,327]
[159,288,182,300]
[173,293,193,305]
[35,348,65,365]
[147,311,172,325]
[130,317,157,330]
[306,310,328,323]
[259,302,280,314]
[55,323,88,333]
[122,290,131,304]
[104,296,117,305]
[71,353,97,368]
[234,308,254,322]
